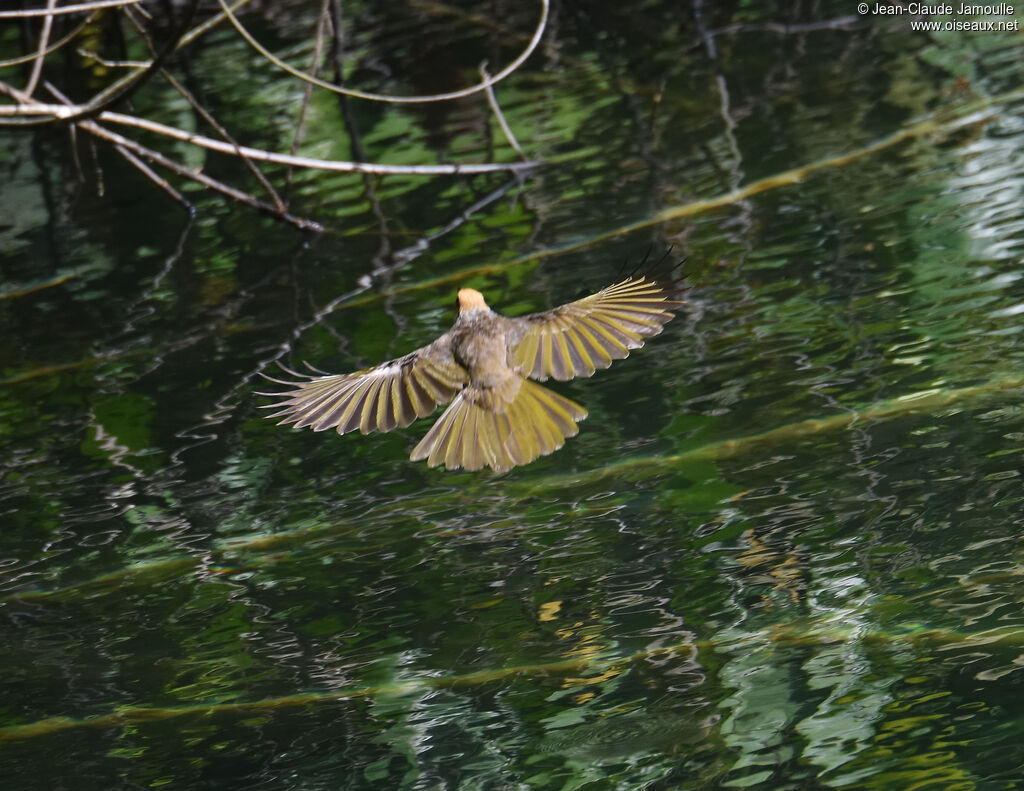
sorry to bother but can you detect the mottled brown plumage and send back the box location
[260,277,682,472]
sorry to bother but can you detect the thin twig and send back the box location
[159,70,286,212]
[284,0,332,200]
[710,17,862,36]
[115,0,285,210]
[392,178,522,265]
[479,60,526,160]
[326,0,393,281]
[84,120,323,230]
[66,123,85,184]
[694,0,753,247]
[76,49,152,69]
[176,0,256,49]
[22,0,58,97]
[114,143,194,213]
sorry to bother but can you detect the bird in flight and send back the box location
[260,277,682,472]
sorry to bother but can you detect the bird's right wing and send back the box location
[258,335,468,435]
[505,278,682,382]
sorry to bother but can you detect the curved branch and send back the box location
[215,0,549,104]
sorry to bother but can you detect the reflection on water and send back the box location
[3,1,1024,788]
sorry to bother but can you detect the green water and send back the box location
[2,2,1024,788]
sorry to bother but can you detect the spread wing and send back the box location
[505,278,682,382]
[258,335,468,435]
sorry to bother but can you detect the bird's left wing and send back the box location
[258,335,468,434]
[505,277,682,382]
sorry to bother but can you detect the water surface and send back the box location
[2,2,1024,788]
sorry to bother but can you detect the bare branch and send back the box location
[1,77,539,175]
[710,17,862,36]
[479,60,526,161]
[159,71,287,212]
[0,101,74,118]
[84,119,324,231]
[177,0,257,49]
[114,143,194,213]
[76,49,152,69]
[0,0,544,227]
[392,178,522,265]
[284,0,333,199]
[22,0,58,97]
[97,111,540,175]
[40,79,321,231]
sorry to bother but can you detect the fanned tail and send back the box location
[410,380,587,472]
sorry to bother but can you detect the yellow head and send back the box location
[457,288,488,313]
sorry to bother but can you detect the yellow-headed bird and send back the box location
[260,277,682,472]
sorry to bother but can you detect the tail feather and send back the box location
[425,399,460,469]
[410,379,587,472]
